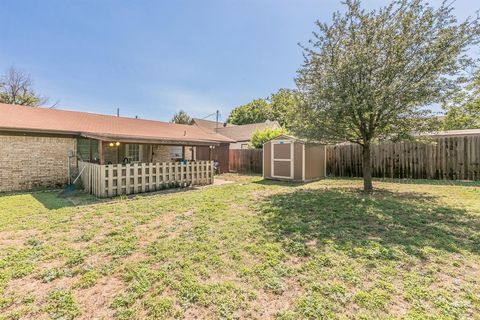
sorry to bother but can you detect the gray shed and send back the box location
[263,135,326,182]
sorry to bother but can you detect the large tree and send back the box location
[227,89,300,126]
[442,69,480,130]
[294,0,480,191]
[171,110,192,124]
[0,67,46,106]
[269,89,299,128]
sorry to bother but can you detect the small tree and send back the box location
[171,110,192,124]
[250,127,285,149]
[0,67,46,106]
[227,99,270,125]
[294,0,480,191]
[442,69,480,129]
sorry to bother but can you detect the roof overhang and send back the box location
[80,132,229,146]
[0,127,231,146]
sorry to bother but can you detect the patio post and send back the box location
[98,140,104,165]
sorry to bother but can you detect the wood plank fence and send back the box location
[78,160,214,197]
[229,149,263,173]
[326,135,480,180]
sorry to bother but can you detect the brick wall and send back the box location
[0,135,76,192]
[152,145,196,162]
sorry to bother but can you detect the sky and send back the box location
[0,0,476,122]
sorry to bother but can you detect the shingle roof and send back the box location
[0,103,233,145]
[215,121,280,142]
[192,118,237,131]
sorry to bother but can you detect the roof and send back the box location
[214,121,280,142]
[265,134,324,145]
[0,103,234,145]
[192,118,237,131]
[424,129,480,137]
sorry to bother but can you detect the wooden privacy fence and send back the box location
[326,135,480,180]
[229,149,263,173]
[78,160,214,197]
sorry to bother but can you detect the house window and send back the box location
[77,138,99,162]
[170,146,183,160]
[126,144,142,162]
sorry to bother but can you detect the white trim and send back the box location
[262,143,265,178]
[271,140,294,179]
[302,144,305,181]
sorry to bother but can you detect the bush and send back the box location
[250,127,285,149]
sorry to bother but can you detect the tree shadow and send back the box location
[260,187,480,258]
[254,179,308,188]
[0,190,99,210]
[327,176,480,187]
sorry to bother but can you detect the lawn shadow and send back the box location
[0,189,100,210]
[254,179,308,188]
[328,176,480,187]
[260,187,480,258]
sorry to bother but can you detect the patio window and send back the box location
[170,146,183,160]
[126,144,142,162]
[77,138,99,162]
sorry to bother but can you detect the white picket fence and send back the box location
[78,160,214,197]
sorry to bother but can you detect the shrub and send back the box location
[250,127,285,149]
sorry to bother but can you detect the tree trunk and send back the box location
[362,143,373,191]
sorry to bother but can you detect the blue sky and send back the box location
[0,0,476,122]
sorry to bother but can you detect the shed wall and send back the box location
[293,142,303,180]
[305,144,326,180]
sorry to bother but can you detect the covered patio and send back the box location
[75,134,231,197]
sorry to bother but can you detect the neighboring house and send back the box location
[192,118,280,149]
[191,118,237,131]
[0,103,233,192]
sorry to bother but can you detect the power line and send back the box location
[201,112,218,120]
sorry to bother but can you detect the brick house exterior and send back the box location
[0,103,232,193]
[0,135,77,192]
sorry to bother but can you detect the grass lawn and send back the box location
[0,175,479,319]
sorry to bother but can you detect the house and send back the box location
[191,118,237,131]
[192,118,280,149]
[0,103,233,194]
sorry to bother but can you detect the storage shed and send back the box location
[263,135,326,182]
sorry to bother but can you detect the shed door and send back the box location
[271,141,294,179]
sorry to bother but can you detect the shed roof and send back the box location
[0,103,233,145]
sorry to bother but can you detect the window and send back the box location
[126,144,142,162]
[77,138,99,162]
[170,146,183,160]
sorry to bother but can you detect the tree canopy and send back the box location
[293,0,480,190]
[442,69,480,130]
[227,89,299,126]
[227,99,270,125]
[171,110,192,124]
[0,67,46,106]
